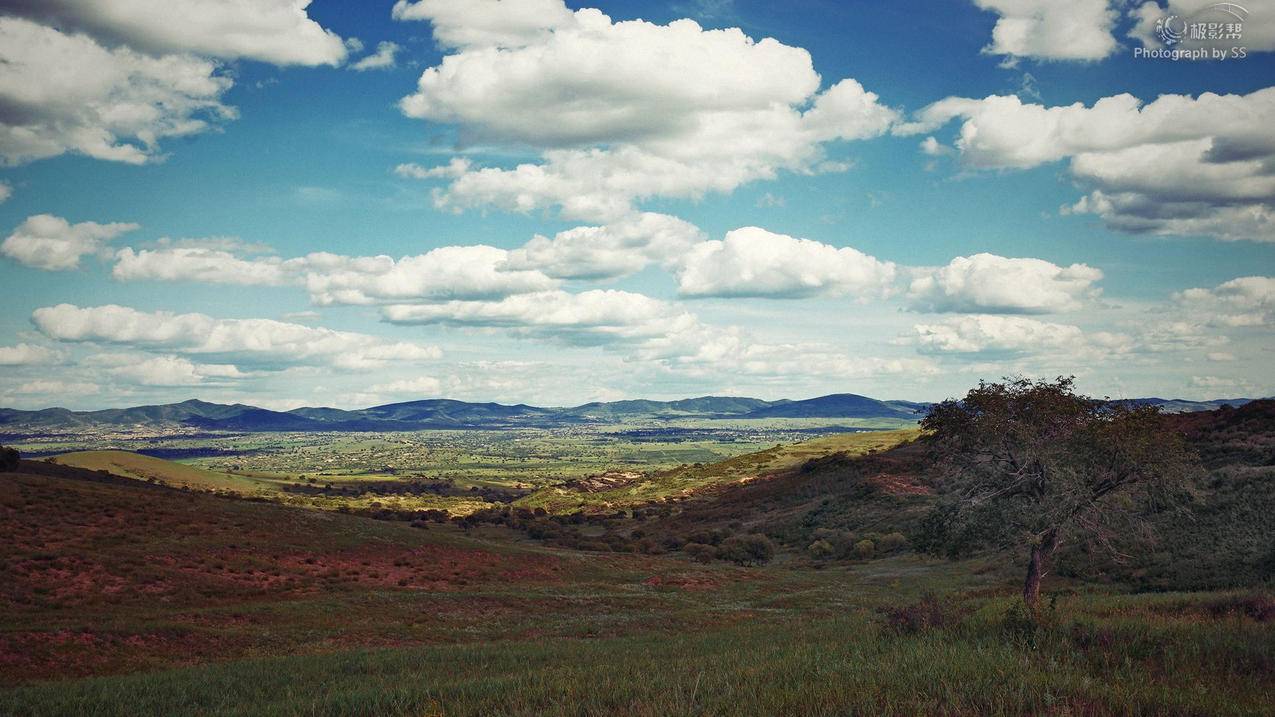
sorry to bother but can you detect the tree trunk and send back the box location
[1023,529,1059,612]
[1023,544,1044,610]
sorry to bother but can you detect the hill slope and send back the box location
[46,451,272,493]
[743,393,923,419]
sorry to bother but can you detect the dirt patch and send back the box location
[643,572,723,591]
[867,472,932,496]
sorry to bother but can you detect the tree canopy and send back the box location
[918,377,1197,608]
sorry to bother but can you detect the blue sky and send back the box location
[1,0,1273,409]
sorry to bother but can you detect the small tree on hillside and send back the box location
[920,377,1196,611]
[0,445,19,472]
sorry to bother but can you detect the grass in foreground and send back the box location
[2,590,1271,716]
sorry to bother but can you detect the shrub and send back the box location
[877,532,908,553]
[1205,592,1275,622]
[718,533,775,566]
[807,539,836,560]
[851,539,875,560]
[0,446,19,472]
[682,542,717,563]
[879,594,959,634]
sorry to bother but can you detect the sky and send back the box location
[0,0,1273,410]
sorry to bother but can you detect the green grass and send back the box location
[3,590,1270,716]
[517,428,920,511]
[46,451,276,494]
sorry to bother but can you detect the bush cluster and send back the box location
[805,528,909,561]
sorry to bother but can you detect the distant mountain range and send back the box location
[0,394,1258,434]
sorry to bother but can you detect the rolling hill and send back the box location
[46,450,274,493]
[0,392,1258,434]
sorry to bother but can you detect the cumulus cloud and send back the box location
[382,289,697,347]
[350,41,400,71]
[108,355,246,386]
[31,303,441,370]
[677,226,896,299]
[907,253,1103,314]
[368,376,443,396]
[3,0,348,66]
[298,246,559,305]
[0,182,11,203]
[107,241,561,305]
[901,88,1275,241]
[396,2,898,220]
[913,315,1089,354]
[13,379,100,396]
[973,0,1119,62]
[503,212,705,280]
[380,286,934,385]
[1130,1,1275,53]
[1175,276,1275,327]
[0,18,236,165]
[112,247,290,286]
[3,214,139,271]
[392,0,575,50]
[394,158,472,179]
[0,343,63,366]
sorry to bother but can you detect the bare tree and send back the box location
[920,377,1196,610]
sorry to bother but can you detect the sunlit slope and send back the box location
[46,450,275,493]
[520,428,921,510]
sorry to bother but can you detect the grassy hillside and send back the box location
[517,428,919,511]
[46,451,276,494]
[1,459,1272,715]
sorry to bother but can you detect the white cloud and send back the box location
[677,226,896,299]
[503,212,704,280]
[392,0,576,50]
[380,286,934,386]
[382,289,696,347]
[107,241,561,305]
[298,246,559,305]
[0,182,11,203]
[914,315,1082,354]
[397,3,898,220]
[13,379,99,396]
[368,376,443,396]
[0,343,62,366]
[113,247,290,285]
[1175,276,1275,327]
[0,17,236,165]
[907,253,1103,314]
[31,303,441,370]
[3,214,139,271]
[1130,1,1275,53]
[394,158,472,179]
[109,355,246,386]
[350,41,401,71]
[973,0,1119,62]
[903,88,1275,241]
[6,0,348,66]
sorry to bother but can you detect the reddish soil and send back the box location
[866,472,933,496]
